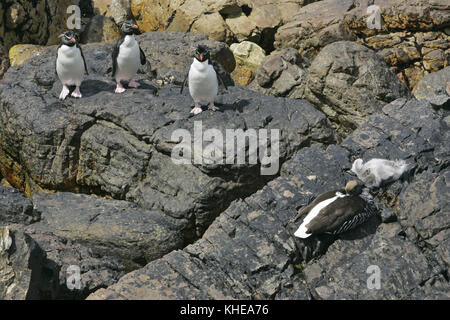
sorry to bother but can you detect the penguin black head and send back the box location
[59,30,79,47]
[194,45,210,63]
[121,20,140,35]
[345,180,363,196]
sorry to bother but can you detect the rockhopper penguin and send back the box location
[293,180,377,238]
[181,44,228,115]
[112,20,146,93]
[56,30,88,100]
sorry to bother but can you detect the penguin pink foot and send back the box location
[59,85,70,100]
[71,86,82,98]
[115,82,126,93]
[128,79,140,88]
[190,102,203,115]
[208,103,219,111]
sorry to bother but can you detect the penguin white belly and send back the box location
[188,60,218,103]
[116,35,140,81]
[294,192,346,238]
[56,45,85,86]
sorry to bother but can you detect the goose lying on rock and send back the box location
[293,180,377,239]
[351,158,408,188]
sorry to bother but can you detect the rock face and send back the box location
[412,66,450,108]
[31,192,185,270]
[80,15,121,44]
[8,44,47,66]
[0,186,38,225]
[0,31,335,276]
[0,0,83,50]
[248,48,307,98]
[305,41,410,136]
[130,0,318,52]
[0,45,9,79]
[0,227,44,299]
[88,97,449,299]
[275,0,450,89]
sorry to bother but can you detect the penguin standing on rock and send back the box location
[293,180,377,238]
[112,20,146,93]
[181,44,228,115]
[56,30,88,100]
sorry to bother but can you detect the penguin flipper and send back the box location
[77,43,89,75]
[139,46,146,65]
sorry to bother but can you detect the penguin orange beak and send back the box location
[200,54,204,61]
[71,38,77,44]
[132,24,139,29]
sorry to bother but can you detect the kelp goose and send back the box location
[293,180,377,238]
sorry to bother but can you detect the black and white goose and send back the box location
[56,30,88,100]
[180,44,228,115]
[112,20,146,93]
[293,180,377,238]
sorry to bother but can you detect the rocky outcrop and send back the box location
[88,98,449,299]
[80,15,121,44]
[0,32,335,274]
[230,41,266,86]
[304,41,410,137]
[0,223,126,300]
[8,44,47,66]
[0,186,38,225]
[275,0,450,89]
[248,48,307,98]
[412,66,450,108]
[0,0,84,50]
[130,0,318,52]
[0,45,9,79]
[0,227,45,299]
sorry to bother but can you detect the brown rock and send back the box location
[80,15,121,44]
[0,45,10,79]
[8,44,46,66]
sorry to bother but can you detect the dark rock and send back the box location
[304,41,410,137]
[0,227,45,299]
[31,192,185,270]
[0,32,335,273]
[0,186,39,225]
[88,98,449,300]
[412,66,450,108]
[17,224,126,300]
[0,45,9,80]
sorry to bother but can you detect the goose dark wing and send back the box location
[293,190,342,222]
[112,35,125,78]
[77,43,89,75]
[305,195,366,235]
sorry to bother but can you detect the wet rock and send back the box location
[0,186,38,225]
[304,41,410,137]
[412,66,450,108]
